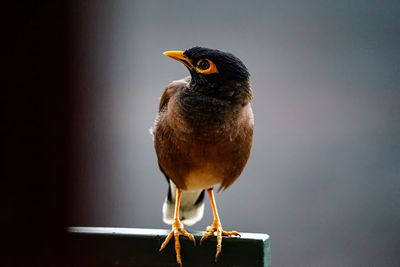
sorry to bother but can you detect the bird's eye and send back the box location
[194,59,219,74]
[197,59,210,70]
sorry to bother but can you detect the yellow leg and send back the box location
[159,188,196,266]
[200,188,240,261]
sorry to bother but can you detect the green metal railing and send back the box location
[67,227,271,266]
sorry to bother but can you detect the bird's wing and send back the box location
[158,76,190,113]
[150,77,190,137]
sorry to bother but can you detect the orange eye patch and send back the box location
[195,59,219,74]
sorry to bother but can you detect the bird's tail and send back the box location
[162,181,205,226]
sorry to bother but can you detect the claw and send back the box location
[159,221,196,266]
[222,230,240,237]
[200,221,240,261]
[159,231,174,251]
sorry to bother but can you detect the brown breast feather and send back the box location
[154,77,253,191]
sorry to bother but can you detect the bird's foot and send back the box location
[159,219,196,266]
[200,219,240,261]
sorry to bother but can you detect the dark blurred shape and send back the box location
[4,2,72,266]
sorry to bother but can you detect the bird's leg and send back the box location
[159,188,196,266]
[200,188,240,261]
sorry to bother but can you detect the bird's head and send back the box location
[164,47,250,101]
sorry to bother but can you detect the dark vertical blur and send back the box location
[4,2,71,266]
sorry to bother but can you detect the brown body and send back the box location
[154,77,253,191]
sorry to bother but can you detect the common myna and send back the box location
[151,47,253,265]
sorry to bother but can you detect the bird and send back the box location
[151,46,253,265]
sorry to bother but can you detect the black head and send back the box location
[184,46,249,85]
[164,47,250,98]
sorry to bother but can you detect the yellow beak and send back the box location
[163,51,194,70]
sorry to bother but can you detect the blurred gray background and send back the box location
[69,1,400,266]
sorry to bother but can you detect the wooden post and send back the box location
[67,227,271,266]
